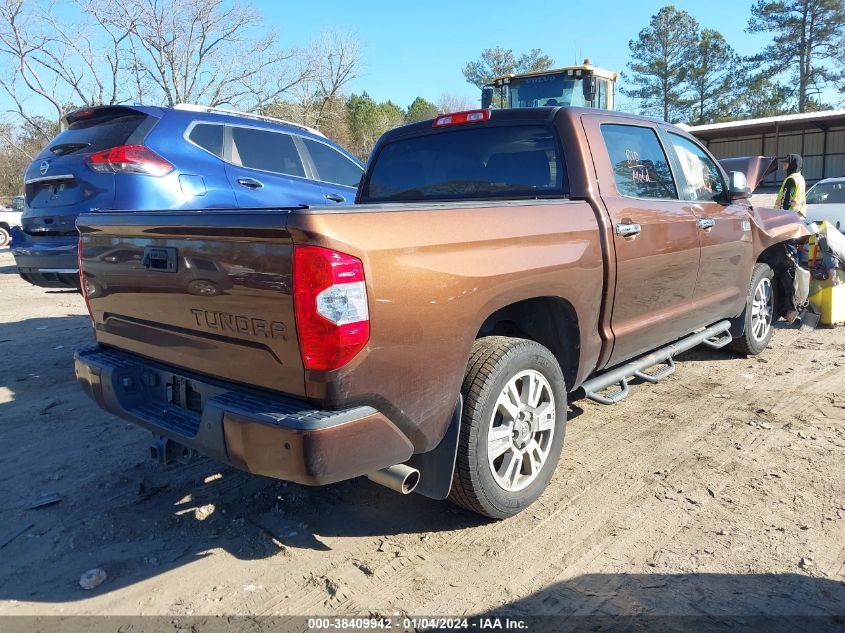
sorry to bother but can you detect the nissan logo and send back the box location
[39,160,50,176]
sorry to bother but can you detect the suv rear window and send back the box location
[303,138,363,187]
[44,111,149,157]
[362,125,566,203]
[189,123,224,158]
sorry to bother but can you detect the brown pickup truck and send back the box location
[75,107,809,518]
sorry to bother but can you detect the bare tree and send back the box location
[88,0,308,109]
[308,29,362,127]
[436,92,475,113]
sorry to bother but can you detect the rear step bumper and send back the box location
[74,346,414,485]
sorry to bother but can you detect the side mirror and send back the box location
[729,171,752,200]
[582,75,596,105]
[481,87,494,110]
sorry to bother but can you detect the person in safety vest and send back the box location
[775,154,806,216]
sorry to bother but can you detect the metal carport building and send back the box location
[683,109,845,187]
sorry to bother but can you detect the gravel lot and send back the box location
[0,243,844,621]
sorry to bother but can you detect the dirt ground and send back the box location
[1,243,844,621]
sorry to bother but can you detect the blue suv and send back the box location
[12,104,364,289]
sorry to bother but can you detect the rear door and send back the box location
[225,125,327,208]
[298,137,364,205]
[23,107,153,235]
[583,117,702,365]
[662,131,753,325]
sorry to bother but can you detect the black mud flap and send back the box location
[408,395,462,500]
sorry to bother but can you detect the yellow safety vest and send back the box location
[775,172,806,216]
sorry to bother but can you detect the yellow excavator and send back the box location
[481,58,619,110]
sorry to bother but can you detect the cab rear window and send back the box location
[361,125,566,203]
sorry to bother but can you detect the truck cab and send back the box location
[482,59,618,110]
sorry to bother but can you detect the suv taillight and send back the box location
[86,145,173,176]
[78,237,94,320]
[293,245,369,371]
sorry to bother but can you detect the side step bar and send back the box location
[581,320,732,405]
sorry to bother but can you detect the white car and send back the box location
[805,177,845,231]
[0,195,24,248]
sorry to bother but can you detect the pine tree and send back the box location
[748,0,845,113]
[622,5,699,122]
[688,29,736,124]
[462,47,554,89]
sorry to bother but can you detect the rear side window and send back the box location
[189,123,224,158]
[601,124,676,199]
[303,139,363,187]
[362,125,565,203]
[44,111,148,157]
[231,127,305,178]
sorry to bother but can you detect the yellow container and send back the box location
[808,270,845,326]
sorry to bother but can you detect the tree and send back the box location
[748,0,845,113]
[0,0,321,137]
[436,93,474,114]
[622,5,699,123]
[687,29,736,124]
[304,29,363,128]
[405,96,439,123]
[346,92,405,159]
[87,0,304,110]
[462,47,553,89]
[733,73,795,119]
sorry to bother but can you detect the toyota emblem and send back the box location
[39,160,50,176]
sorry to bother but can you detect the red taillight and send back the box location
[86,145,173,176]
[293,245,369,371]
[432,109,490,127]
[78,237,94,321]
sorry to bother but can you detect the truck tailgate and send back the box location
[77,210,304,397]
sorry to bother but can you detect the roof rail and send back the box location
[174,103,325,138]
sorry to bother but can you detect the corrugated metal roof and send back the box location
[681,109,845,135]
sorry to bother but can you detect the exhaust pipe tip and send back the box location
[366,464,420,495]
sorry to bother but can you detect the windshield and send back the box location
[508,74,586,108]
[362,125,566,203]
[807,181,845,205]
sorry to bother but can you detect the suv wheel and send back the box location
[729,262,775,356]
[449,337,567,519]
[0,226,10,248]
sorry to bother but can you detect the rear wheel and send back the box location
[449,337,567,519]
[729,263,775,356]
[0,226,10,248]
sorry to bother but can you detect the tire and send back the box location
[728,262,776,356]
[83,276,103,298]
[0,226,10,248]
[448,336,567,519]
[186,279,221,296]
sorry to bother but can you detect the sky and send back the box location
[1,0,841,120]
[254,0,841,110]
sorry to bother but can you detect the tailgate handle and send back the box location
[142,246,178,272]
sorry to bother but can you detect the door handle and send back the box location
[237,177,263,189]
[697,218,715,230]
[324,193,346,203]
[615,222,642,237]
